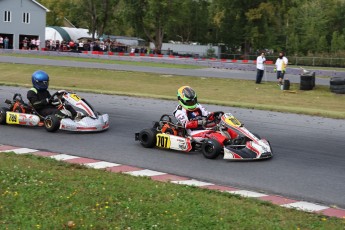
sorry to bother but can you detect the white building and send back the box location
[0,0,49,49]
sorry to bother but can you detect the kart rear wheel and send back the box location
[44,115,60,132]
[0,107,9,125]
[201,139,222,159]
[138,129,157,148]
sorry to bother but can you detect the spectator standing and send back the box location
[255,52,266,84]
[0,36,3,48]
[274,52,288,85]
[31,38,36,50]
[56,40,60,51]
[23,37,28,50]
[49,39,53,50]
[35,38,40,50]
[4,37,9,49]
[79,40,84,51]
[90,41,94,52]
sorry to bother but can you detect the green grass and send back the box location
[0,53,203,69]
[0,63,344,119]
[1,152,344,229]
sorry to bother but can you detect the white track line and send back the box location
[228,190,267,198]
[3,148,38,154]
[125,169,166,177]
[171,179,214,187]
[281,201,329,212]
[84,161,121,169]
[50,154,80,161]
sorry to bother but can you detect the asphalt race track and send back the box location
[0,86,344,209]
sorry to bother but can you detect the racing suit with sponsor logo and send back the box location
[173,104,227,144]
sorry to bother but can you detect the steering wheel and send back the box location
[48,90,67,104]
[13,93,23,102]
[202,111,224,129]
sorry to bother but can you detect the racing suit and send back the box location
[173,104,209,134]
[27,88,77,118]
[173,104,227,144]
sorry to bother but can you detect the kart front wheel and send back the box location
[138,129,157,148]
[0,107,9,125]
[44,115,60,132]
[201,139,222,159]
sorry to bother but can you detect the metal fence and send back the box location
[220,54,345,68]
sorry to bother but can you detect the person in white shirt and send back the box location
[35,39,40,50]
[31,38,36,50]
[275,52,288,85]
[256,52,266,84]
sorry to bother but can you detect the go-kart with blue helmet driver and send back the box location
[0,70,109,132]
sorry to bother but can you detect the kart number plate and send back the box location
[156,134,171,148]
[6,112,19,124]
[227,116,241,127]
[70,94,81,102]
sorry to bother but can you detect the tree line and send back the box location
[38,0,345,57]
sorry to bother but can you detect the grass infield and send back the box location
[0,62,344,119]
[0,152,344,229]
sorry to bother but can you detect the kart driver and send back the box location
[173,86,227,143]
[27,70,79,119]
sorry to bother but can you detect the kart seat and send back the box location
[159,114,186,136]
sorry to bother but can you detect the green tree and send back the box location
[164,0,210,44]
[331,31,340,54]
[317,35,329,53]
[245,2,278,52]
[124,0,182,51]
[38,0,76,26]
[77,0,119,39]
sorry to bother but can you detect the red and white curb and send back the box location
[1,144,345,219]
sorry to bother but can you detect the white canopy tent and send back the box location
[45,27,95,42]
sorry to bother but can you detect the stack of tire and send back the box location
[330,76,345,94]
[283,79,290,90]
[300,72,316,90]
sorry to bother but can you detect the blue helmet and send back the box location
[32,70,49,90]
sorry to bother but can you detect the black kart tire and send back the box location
[330,84,345,94]
[44,115,60,132]
[201,139,222,159]
[300,81,313,90]
[330,77,345,86]
[138,129,157,148]
[331,89,345,94]
[283,80,290,90]
[0,107,9,125]
[330,85,345,91]
[300,75,313,81]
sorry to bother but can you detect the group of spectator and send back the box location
[21,37,41,50]
[0,35,10,49]
[43,38,155,54]
[44,39,129,53]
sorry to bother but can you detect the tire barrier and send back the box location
[330,76,345,94]
[300,72,316,90]
[283,79,290,90]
